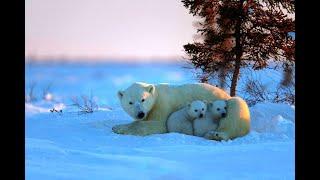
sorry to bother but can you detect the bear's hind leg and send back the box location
[182,122,193,135]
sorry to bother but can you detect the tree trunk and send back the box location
[219,69,227,89]
[230,0,244,97]
[230,57,241,96]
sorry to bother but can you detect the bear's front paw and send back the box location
[203,130,218,140]
[204,131,229,141]
[212,131,229,141]
[112,124,129,134]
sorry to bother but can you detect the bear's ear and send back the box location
[208,102,213,108]
[117,91,124,99]
[202,100,208,104]
[187,103,191,108]
[146,84,155,95]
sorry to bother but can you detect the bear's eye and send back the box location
[194,109,198,112]
[141,99,145,102]
[202,108,204,111]
[224,107,227,110]
[129,102,133,105]
[217,108,220,111]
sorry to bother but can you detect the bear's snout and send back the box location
[199,113,203,118]
[137,112,145,119]
[221,113,226,118]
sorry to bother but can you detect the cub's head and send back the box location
[208,100,227,120]
[187,100,207,119]
[117,82,157,120]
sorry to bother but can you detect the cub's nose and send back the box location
[199,113,203,118]
[221,113,226,118]
[137,112,145,119]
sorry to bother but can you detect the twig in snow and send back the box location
[70,93,98,114]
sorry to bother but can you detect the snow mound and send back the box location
[250,103,295,138]
[271,115,295,138]
[53,103,66,111]
[25,103,49,115]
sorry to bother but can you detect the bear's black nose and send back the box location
[137,112,145,119]
[199,114,203,118]
[221,113,226,118]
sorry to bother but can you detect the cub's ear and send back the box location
[187,103,191,108]
[146,84,156,95]
[117,91,124,99]
[202,100,208,104]
[208,102,213,108]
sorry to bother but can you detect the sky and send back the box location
[25,0,197,62]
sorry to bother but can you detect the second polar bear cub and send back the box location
[193,100,227,137]
[167,100,207,135]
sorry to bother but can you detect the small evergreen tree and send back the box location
[182,0,295,96]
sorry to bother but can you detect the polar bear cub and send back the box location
[167,100,207,135]
[193,100,227,137]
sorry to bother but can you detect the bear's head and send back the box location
[187,100,207,119]
[208,100,227,120]
[117,82,157,120]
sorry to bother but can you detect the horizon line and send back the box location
[25,55,191,65]
[25,55,188,62]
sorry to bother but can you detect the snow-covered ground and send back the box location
[25,62,295,180]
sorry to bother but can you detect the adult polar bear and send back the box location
[113,82,250,140]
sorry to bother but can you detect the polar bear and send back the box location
[167,100,207,135]
[113,82,230,136]
[208,100,228,120]
[204,97,250,140]
[113,82,250,140]
[193,100,227,137]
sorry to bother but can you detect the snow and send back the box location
[53,103,66,111]
[250,102,295,137]
[25,62,294,180]
[25,103,50,116]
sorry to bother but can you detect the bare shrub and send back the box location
[50,108,63,114]
[281,64,294,87]
[243,79,270,106]
[42,82,54,101]
[277,66,295,104]
[243,76,295,107]
[273,84,295,105]
[71,93,98,114]
[25,82,37,102]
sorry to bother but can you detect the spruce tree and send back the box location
[182,0,295,96]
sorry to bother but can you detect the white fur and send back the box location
[193,100,227,137]
[209,100,227,120]
[167,100,207,135]
[204,97,251,140]
[113,82,231,136]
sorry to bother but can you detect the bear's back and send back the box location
[156,83,230,109]
[147,83,230,123]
